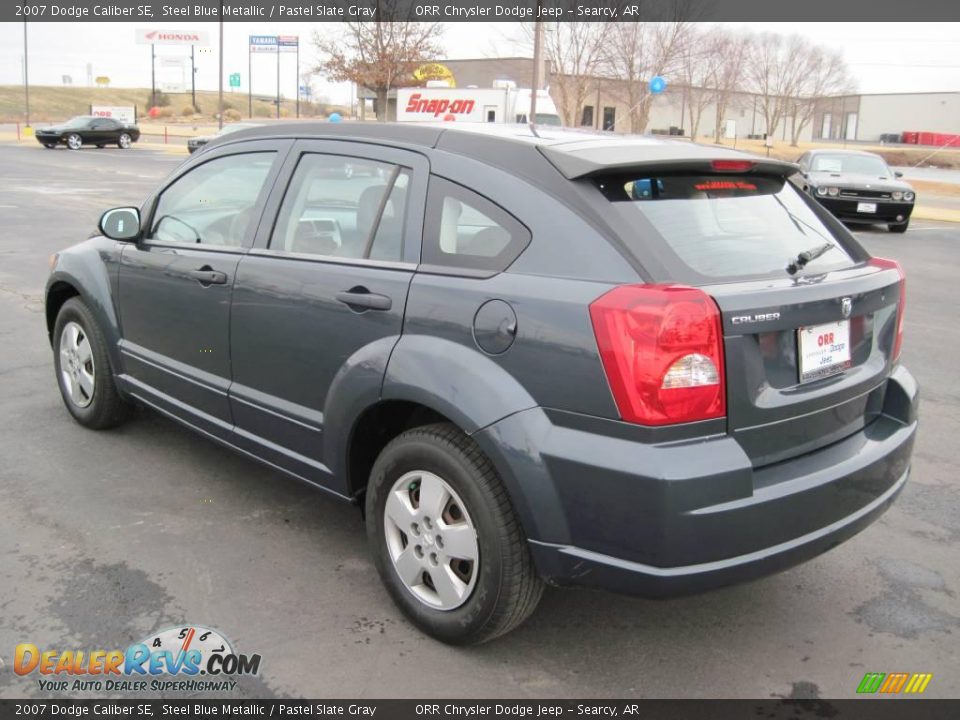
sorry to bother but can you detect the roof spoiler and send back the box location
[539,143,799,180]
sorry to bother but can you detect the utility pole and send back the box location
[276,43,280,119]
[190,45,196,111]
[529,13,543,127]
[217,6,224,129]
[23,22,30,128]
[150,44,156,108]
[248,41,252,119]
[295,41,300,119]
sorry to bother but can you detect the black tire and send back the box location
[43,143,57,149]
[96,144,106,149]
[366,422,543,645]
[118,133,132,149]
[66,133,82,150]
[53,297,130,429]
[889,220,909,234]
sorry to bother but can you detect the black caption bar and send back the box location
[0,700,959,720]
[6,0,960,23]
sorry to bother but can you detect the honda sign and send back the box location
[135,28,210,46]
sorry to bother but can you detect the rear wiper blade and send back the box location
[786,242,836,275]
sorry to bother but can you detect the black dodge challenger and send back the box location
[35,116,140,151]
[795,149,916,233]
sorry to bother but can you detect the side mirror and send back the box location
[99,207,141,241]
[894,171,904,178]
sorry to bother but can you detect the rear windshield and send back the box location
[596,174,856,280]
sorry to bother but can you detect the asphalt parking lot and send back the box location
[0,142,957,699]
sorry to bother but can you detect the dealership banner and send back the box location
[89,105,137,124]
[0,700,957,719]
[6,0,959,22]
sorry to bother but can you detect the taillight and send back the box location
[589,285,726,426]
[869,257,906,362]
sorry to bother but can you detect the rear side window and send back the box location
[597,174,855,279]
[423,177,530,272]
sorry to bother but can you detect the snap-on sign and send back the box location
[404,93,476,118]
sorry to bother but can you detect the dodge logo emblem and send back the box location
[841,297,853,318]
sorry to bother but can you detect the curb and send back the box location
[912,206,960,223]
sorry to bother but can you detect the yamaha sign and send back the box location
[135,28,210,46]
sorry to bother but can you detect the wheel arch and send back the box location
[344,400,454,500]
[45,280,81,343]
[337,335,549,541]
[45,247,125,378]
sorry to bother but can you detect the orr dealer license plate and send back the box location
[799,320,852,382]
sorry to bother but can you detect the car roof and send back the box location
[212,121,797,180]
[806,148,884,159]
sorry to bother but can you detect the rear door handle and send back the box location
[188,267,228,285]
[335,289,392,311]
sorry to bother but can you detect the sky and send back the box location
[0,21,957,106]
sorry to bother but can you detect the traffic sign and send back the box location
[229,73,241,88]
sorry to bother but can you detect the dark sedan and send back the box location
[35,116,140,151]
[187,122,262,153]
[796,149,915,233]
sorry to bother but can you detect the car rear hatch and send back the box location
[557,149,905,467]
[704,263,903,467]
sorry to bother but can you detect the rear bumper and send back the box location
[528,464,908,597]
[814,196,914,224]
[477,365,918,597]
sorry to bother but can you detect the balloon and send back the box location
[649,76,667,94]
[328,112,342,123]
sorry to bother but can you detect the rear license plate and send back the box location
[857,202,877,214]
[798,320,852,383]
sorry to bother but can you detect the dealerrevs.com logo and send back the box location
[14,625,261,694]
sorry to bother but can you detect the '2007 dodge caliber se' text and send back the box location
[45,123,918,644]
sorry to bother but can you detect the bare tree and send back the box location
[709,30,752,143]
[603,21,693,133]
[313,9,443,121]
[745,32,811,140]
[526,22,607,127]
[789,46,854,146]
[676,26,716,139]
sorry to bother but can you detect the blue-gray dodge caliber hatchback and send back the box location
[45,123,918,644]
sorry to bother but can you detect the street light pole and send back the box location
[218,5,224,130]
[150,44,156,108]
[23,22,30,128]
[191,45,196,111]
[529,14,543,127]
